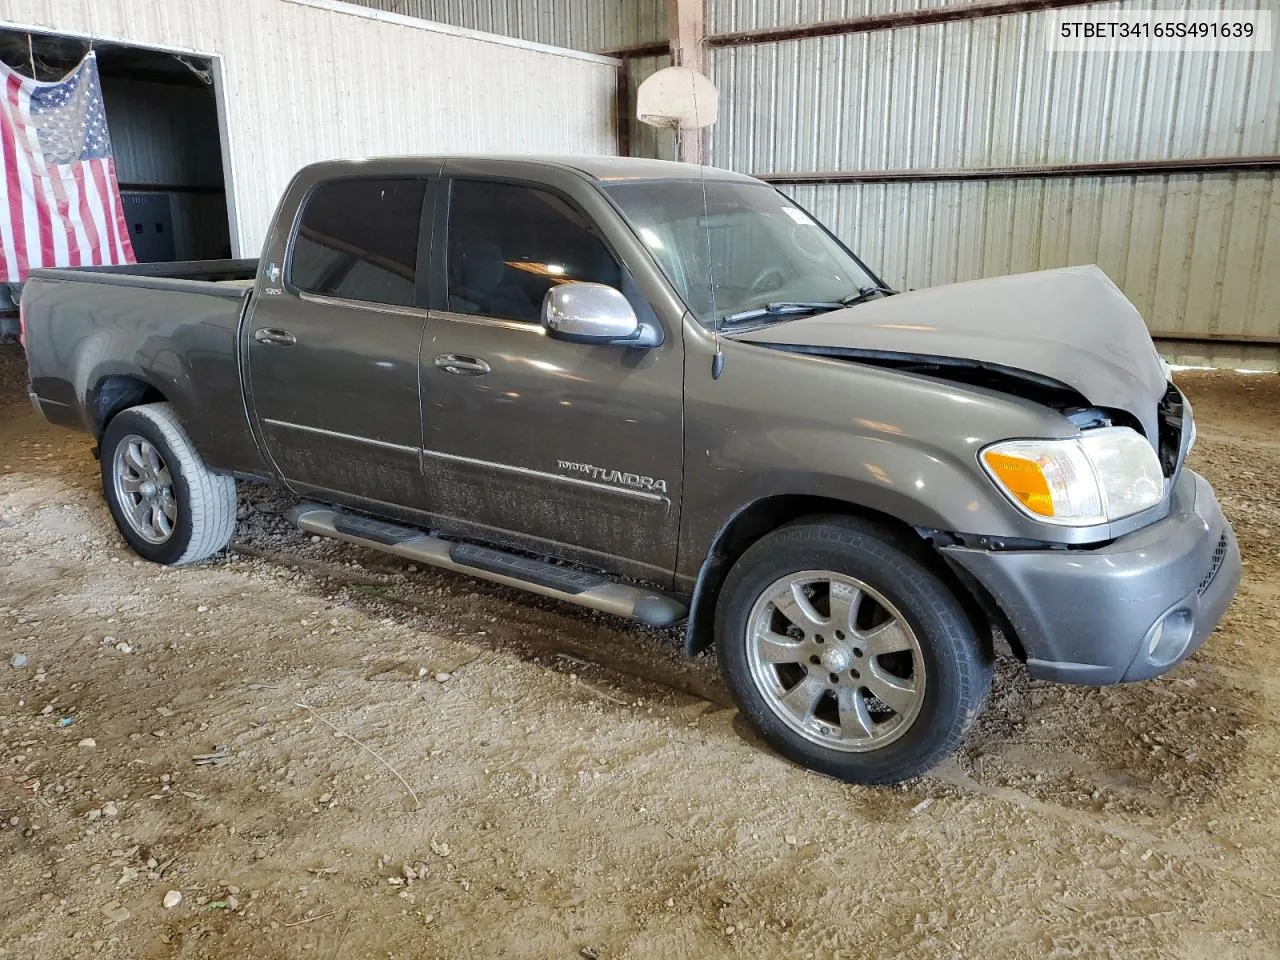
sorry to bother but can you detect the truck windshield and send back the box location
[602,179,880,327]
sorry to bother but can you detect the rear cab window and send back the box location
[289,178,427,308]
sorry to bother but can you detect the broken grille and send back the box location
[1198,534,1228,597]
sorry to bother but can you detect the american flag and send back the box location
[0,51,134,282]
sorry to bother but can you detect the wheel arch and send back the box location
[682,493,1003,657]
[88,374,168,445]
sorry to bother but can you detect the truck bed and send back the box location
[28,258,259,297]
[22,257,270,480]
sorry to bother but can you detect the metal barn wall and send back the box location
[351,0,666,50]
[1,0,619,255]
[344,0,677,160]
[711,0,987,33]
[787,174,1279,343]
[344,0,676,161]
[711,12,1278,174]
[704,0,1280,359]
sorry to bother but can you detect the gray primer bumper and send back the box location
[943,469,1240,685]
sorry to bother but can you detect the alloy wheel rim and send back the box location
[112,435,177,544]
[746,570,926,752]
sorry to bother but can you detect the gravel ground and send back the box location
[2,341,1279,959]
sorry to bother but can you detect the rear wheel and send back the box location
[100,403,237,565]
[716,516,992,784]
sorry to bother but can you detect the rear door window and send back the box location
[290,178,427,308]
[445,179,622,323]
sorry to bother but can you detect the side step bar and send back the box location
[286,503,689,627]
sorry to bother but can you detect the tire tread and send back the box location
[105,403,236,565]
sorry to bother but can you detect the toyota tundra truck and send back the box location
[21,156,1240,784]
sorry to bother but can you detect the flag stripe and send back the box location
[61,165,91,266]
[105,159,135,264]
[90,159,122,264]
[83,161,110,264]
[0,122,16,282]
[46,165,80,267]
[2,72,30,281]
[14,82,58,271]
[70,160,102,264]
[0,75,22,282]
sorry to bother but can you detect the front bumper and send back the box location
[943,469,1240,685]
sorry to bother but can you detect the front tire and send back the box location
[715,516,992,784]
[100,402,237,565]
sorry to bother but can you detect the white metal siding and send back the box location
[706,0,1280,348]
[2,0,619,255]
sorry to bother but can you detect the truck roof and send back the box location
[307,155,763,185]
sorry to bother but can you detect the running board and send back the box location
[286,503,688,627]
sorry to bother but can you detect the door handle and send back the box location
[434,354,490,376]
[254,328,297,346]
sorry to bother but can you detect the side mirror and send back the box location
[542,282,640,344]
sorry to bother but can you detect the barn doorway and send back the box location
[0,29,231,265]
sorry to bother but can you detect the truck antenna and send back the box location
[690,82,723,380]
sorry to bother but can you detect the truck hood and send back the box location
[732,265,1168,434]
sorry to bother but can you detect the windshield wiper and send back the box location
[840,284,896,307]
[721,301,844,327]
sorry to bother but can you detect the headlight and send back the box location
[981,427,1164,526]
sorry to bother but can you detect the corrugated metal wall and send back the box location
[1,0,619,255]
[711,0,998,33]
[711,0,985,33]
[351,0,666,50]
[712,13,1278,173]
[704,0,1280,357]
[787,174,1279,341]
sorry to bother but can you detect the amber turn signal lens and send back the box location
[981,451,1055,517]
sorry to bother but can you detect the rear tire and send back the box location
[100,402,237,565]
[715,516,992,784]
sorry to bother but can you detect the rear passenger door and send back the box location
[247,172,437,512]
[420,167,685,584]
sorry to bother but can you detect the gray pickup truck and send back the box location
[22,156,1240,784]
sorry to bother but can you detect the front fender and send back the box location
[712,430,1007,533]
[676,334,1083,585]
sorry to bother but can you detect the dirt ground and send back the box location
[2,342,1279,960]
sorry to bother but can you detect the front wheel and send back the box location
[100,402,237,565]
[715,516,992,784]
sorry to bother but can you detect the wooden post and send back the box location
[665,0,706,163]
[615,62,631,158]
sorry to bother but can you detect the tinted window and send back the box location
[446,180,622,322]
[290,179,427,307]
